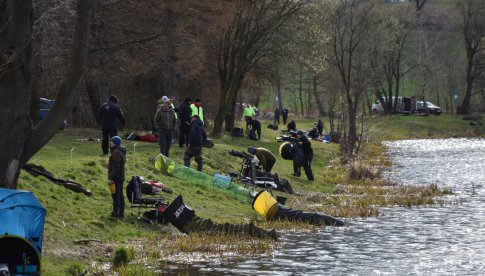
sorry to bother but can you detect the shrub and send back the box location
[113,246,134,268]
[65,261,85,276]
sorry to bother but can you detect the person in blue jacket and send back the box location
[184,115,207,171]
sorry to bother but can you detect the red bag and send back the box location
[137,134,158,143]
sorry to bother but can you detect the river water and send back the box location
[169,138,485,275]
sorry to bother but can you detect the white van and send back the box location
[372,96,412,114]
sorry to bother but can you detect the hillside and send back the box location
[18,114,485,274]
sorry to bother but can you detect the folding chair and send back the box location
[126,176,168,218]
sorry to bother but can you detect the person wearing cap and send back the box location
[108,136,127,218]
[247,146,276,173]
[154,96,177,157]
[243,103,256,130]
[99,95,127,155]
[178,97,192,147]
[292,131,314,181]
[190,98,204,125]
[184,115,207,171]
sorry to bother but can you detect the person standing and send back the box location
[317,119,324,137]
[247,146,276,173]
[281,107,289,125]
[243,104,256,130]
[108,136,126,219]
[248,118,262,141]
[190,98,204,125]
[99,95,126,155]
[178,98,192,147]
[274,108,280,125]
[154,96,177,157]
[292,131,314,181]
[184,115,207,171]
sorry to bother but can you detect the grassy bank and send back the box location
[17,114,484,275]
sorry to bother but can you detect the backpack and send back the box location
[231,127,244,137]
[267,124,278,130]
[248,130,258,140]
[308,128,319,139]
[204,138,214,148]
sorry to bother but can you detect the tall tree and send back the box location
[325,0,377,157]
[211,0,302,136]
[0,0,92,189]
[456,0,485,114]
[369,8,413,114]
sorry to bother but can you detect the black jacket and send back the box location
[274,108,280,117]
[108,146,126,180]
[317,120,324,133]
[281,108,289,117]
[99,101,126,130]
[249,119,261,132]
[188,119,207,147]
[287,120,296,131]
[179,102,192,126]
[299,135,313,157]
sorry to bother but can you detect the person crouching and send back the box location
[184,115,207,171]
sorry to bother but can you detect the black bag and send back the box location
[248,130,257,140]
[126,176,144,203]
[163,195,195,233]
[203,138,214,148]
[308,128,319,139]
[231,127,244,137]
[267,124,278,130]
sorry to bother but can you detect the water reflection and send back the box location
[168,138,485,275]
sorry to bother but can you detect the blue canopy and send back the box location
[0,188,46,254]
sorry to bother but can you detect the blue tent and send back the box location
[0,188,46,274]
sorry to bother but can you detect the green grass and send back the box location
[367,114,485,141]
[16,114,484,275]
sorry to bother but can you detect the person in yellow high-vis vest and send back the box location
[190,98,204,125]
[243,104,255,130]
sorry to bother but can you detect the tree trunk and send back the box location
[312,75,325,117]
[298,65,304,116]
[459,55,474,114]
[275,71,283,110]
[0,0,92,189]
[0,0,34,189]
[165,1,180,99]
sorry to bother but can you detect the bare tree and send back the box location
[211,0,302,136]
[325,0,377,157]
[369,7,415,114]
[0,0,91,188]
[415,0,427,12]
[456,0,485,114]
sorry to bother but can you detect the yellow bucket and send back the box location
[108,181,116,194]
[252,191,278,219]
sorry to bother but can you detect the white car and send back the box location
[372,100,384,114]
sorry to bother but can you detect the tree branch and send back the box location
[88,31,164,54]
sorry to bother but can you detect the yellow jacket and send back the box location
[190,104,204,123]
